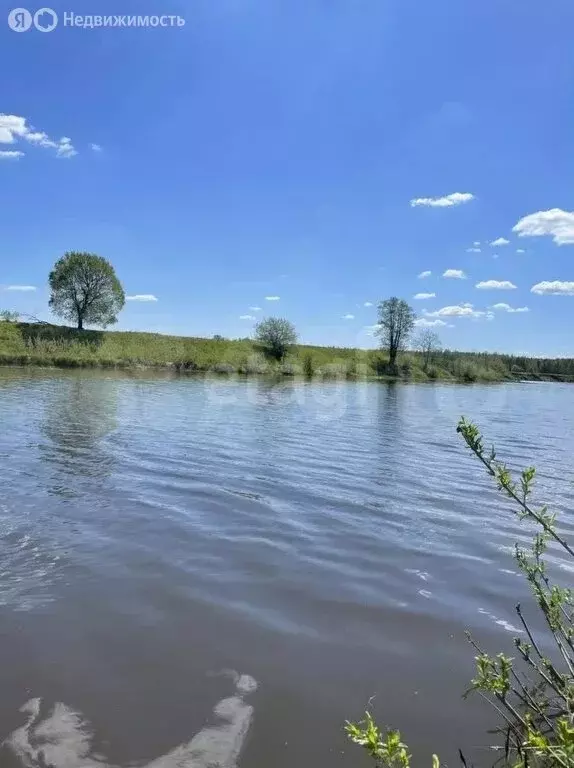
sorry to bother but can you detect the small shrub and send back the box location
[461,363,478,382]
[238,353,268,375]
[426,364,438,379]
[281,362,299,376]
[174,359,197,372]
[254,317,297,361]
[319,362,347,378]
[211,362,236,375]
[370,355,388,376]
[346,359,358,378]
[302,354,315,378]
[399,359,412,376]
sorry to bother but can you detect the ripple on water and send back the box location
[1,374,574,767]
[0,503,64,611]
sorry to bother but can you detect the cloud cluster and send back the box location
[423,303,493,320]
[417,270,432,279]
[240,315,256,320]
[0,114,77,159]
[265,296,280,301]
[126,294,158,302]
[466,247,481,253]
[0,150,25,161]
[490,303,529,313]
[475,280,517,290]
[414,318,447,327]
[513,209,574,246]
[443,269,466,279]
[490,237,510,247]
[413,292,436,300]
[342,313,355,320]
[410,192,475,208]
[531,280,574,296]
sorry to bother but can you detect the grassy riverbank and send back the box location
[1,321,573,382]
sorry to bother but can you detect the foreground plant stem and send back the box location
[346,418,574,768]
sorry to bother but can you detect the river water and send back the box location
[0,369,572,767]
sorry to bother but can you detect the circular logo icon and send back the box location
[33,7,57,31]
[8,7,33,31]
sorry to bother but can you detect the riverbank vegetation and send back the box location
[347,419,574,767]
[0,320,573,382]
[2,254,573,381]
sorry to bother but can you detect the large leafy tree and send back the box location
[376,297,416,367]
[48,252,125,330]
[254,317,297,361]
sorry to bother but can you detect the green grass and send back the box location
[0,321,573,383]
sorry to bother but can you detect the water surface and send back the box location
[0,369,573,766]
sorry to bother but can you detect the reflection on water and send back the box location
[4,672,257,768]
[40,377,118,497]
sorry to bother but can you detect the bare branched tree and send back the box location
[414,328,441,371]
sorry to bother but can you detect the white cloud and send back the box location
[410,192,475,208]
[342,313,355,320]
[239,314,256,320]
[516,249,526,254]
[443,269,466,279]
[126,294,158,302]
[249,306,262,311]
[531,280,574,296]
[513,208,574,246]
[492,254,499,259]
[466,247,481,253]
[0,114,77,158]
[475,280,517,290]
[0,115,27,144]
[424,303,489,319]
[427,305,477,317]
[417,270,432,279]
[490,303,529,313]
[473,241,480,246]
[413,292,436,300]
[90,143,103,152]
[265,296,280,301]
[56,138,76,158]
[490,237,510,247]
[3,284,36,291]
[0,150,24,160]
[363,301,373,307]
[414,318,447,327]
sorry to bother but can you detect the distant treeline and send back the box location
[433,349,574,378]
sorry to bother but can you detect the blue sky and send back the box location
[2,0,574,355]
